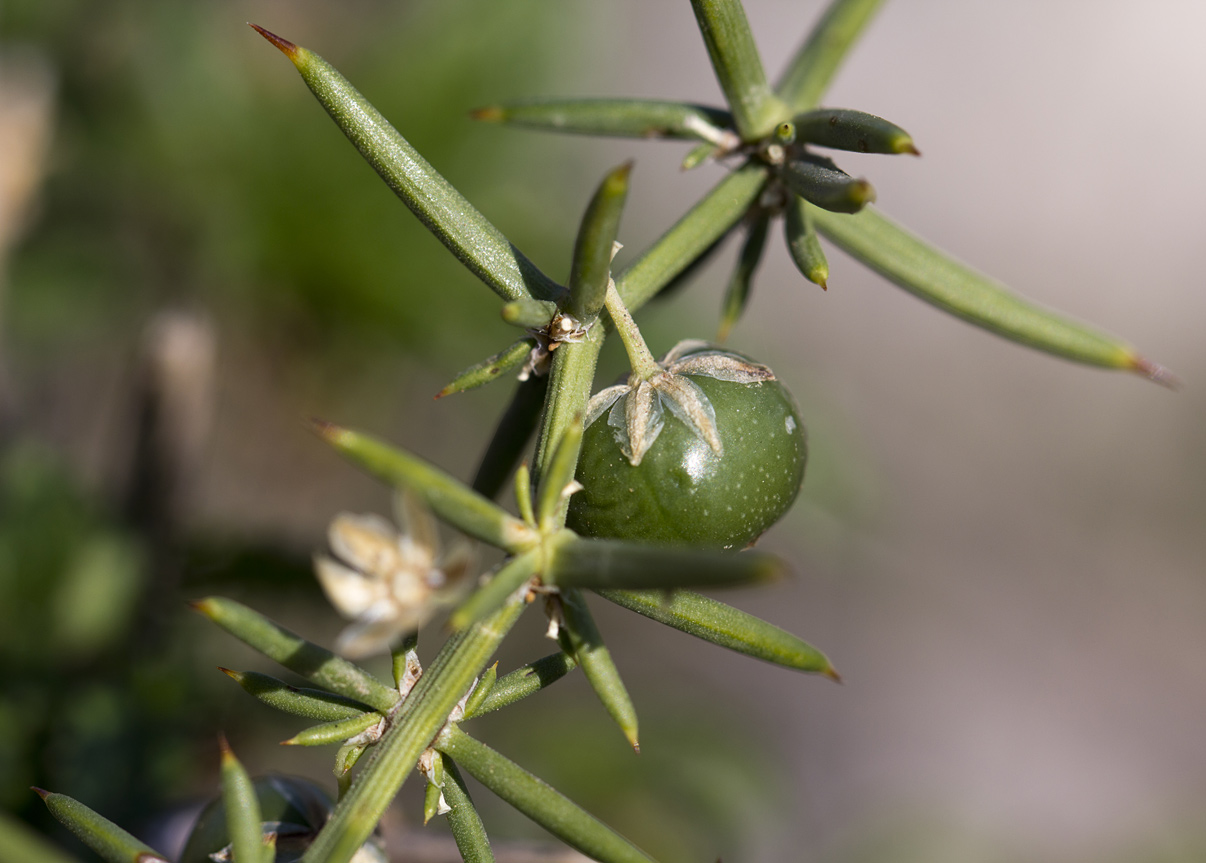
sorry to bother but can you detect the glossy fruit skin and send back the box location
[567,366,806,550]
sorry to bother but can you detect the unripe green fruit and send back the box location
[567,356,806,550]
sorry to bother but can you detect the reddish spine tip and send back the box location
[307,417,341,439]
[31,787,50,800]
[469,106,505,122]
[248,23,300,59]
[218,733,233,756]
[823,667,843,684]
[1132,355,1180,390]
[631,741,641,754]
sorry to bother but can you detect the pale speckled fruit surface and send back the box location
[567,373,807,549]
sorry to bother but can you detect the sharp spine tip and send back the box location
[1133,356,1180,390]
[469,106,504,122]
[307,417,341,438]
[31,787,50,800]
[248,23,300,59]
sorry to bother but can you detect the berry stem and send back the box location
[604,283,661,381]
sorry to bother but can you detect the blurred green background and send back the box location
[2,1,1205,862]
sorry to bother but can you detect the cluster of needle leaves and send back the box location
[31,2,1172,863]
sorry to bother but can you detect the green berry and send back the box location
[568,351,806,550]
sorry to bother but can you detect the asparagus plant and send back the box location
[35,2,1171,862]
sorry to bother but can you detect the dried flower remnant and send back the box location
[518,310,593,382]
[315,492,473,657]
[585,339,775,466]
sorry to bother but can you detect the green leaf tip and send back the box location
[281,712,382,747]
[785,193,830,290]
[218,737,264,863]
[501,298,558,329]
[249,23,302,63]
[809,204,1163,373]
[792,107,919,156]
[199,596,401,713]
[309,422,536,552]
[36,788,169,863]
[558,590,640,751]
[435,339,534,399]
[607,159,635,189]
[437,727,656,863]
[597,588,836,676]
[681,141,717,171]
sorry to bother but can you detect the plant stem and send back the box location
[531,329,604,492]
[604,284,661,381]
[690,0,785,139]
[300,595,527,863]
[775,0,886,112]
[615,162,767,311]
[532,163,767,488]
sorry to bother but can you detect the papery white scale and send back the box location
[584,340,776,467]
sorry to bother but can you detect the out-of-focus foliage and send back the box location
[471,700,782,863]
[4,0,583,370]
[0,442,143,668]
[0,438,346,852]
[0,444,186,827]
